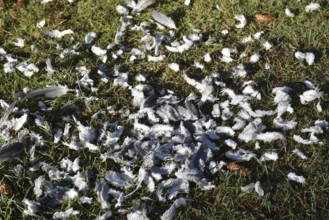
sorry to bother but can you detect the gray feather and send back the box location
[26,86,70,99]
[0,142,25,162]
[152,10,177,29]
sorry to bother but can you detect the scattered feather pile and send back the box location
[0,1,327,219]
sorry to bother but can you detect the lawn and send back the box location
[0,0,328,219]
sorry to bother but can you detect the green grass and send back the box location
[0,0,329,219]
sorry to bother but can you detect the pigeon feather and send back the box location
[0,142,25,162]
[26,86,70,99]
[152,10,177,29]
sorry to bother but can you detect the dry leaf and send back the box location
[227,162,251,177]
[0,180,11,197]
[15,0,26,12]
[255,14,276,21]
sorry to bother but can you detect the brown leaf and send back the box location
[0,180,11,197]
[15,0,26,12]
[255,14,276,21]
[227,162,252,177]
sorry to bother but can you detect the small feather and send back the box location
[0,100,18,127]
[152,10,177,29]
[0,142,25,162]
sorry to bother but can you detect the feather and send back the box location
[255,181,264,196]
[45,58,56,76]
[249,53,261,63]
[288,172,306,184]
[16,63,39,78]
[225,149,255,161]
[91,46,107,56]
[13,113,28,131]
[105,171,134,189]
[134,0,155,13]
[293,135,317,145]
[95,179,111,209]
[285,8,295,17]
[161,198,186,220]
[256,132,284,142]
[0,100,18,127]
[168,63,180,72]
[241,183,255,193]
[44,29,74,38]
[305,3,320,12]
[85,32,96,44]
[260,152,278,161]
[97,211,113,220]
[53,208,79,219]
[34,176,45,198]
[0,142,25,162]
[292,149,308,160]
[152,10,177,29]
[127,209,149,220]
[36,20,46,28]
[299,88,323,104]
[234,15,247,28]
[26,85,70,99]
[305,52,315,65]
[204,53,211,62]
[23,199,40,216]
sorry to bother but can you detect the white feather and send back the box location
[299,88,323,104]
[260,152,278,161]
[23,199,40,216]
[53,208,79,219]
[256,132,284,142]
[293,135,317,145]
[204,53,211,62]
[305,3,321,12]
[285,8,295,17]
[305,52,315,65]
[13,38,25,48]
[36,20,46,28]
[91,46,107,56]
[44,29,74,38]
[16,63,39,78]
[295,51,305,60]
[292,149,308,160]
[255,181,264,196]
[249,53,261,63]
[34,176,45,198]
[262,41,272,50]
[168,63,180,72]
[241,183,255,193]
[13,113,28,131]
[234,15,247,29]
[288,172,306,184]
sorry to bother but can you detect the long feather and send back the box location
[152,10,177,29]
[0,142,25,162]
[26,85,70,99]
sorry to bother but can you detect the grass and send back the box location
[0,0,329,219]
